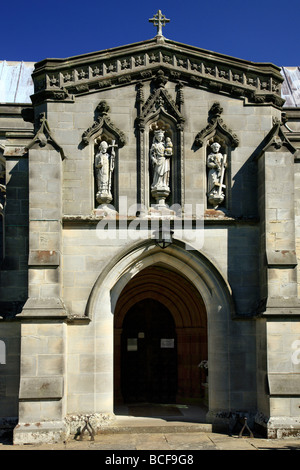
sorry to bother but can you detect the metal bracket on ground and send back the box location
[74,417,95,441]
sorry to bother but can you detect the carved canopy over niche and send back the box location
[136,70,185,209]
[194,102,239,149]
[194,102,239,211]
[81,101,126,148]
[136,70,185,131]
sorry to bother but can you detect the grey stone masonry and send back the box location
[1,24,300,443]
[11,115,68,444]
[257,118,300,309]
[31,37,285,109]
[255,115,300,437]
[0,105,33,316]
[19,112,67,317]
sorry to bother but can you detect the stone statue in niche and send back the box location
[150,129,173,208]
[207,142,227,208]
[95,139,118,205]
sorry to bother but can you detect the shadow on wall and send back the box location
[0,157,29,319]
[0,322,21,439]
[0,158,27,436]
[228,140,264,317]
[227,146,261,411]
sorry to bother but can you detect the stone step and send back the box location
[100,422,214,434]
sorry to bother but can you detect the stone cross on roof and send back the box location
[149,10,170,37]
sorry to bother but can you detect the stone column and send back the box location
[256,138,300,437]
[14,125,68,444]
[13,321,67,444]
[258,149,298,303]
[23,140,66,315]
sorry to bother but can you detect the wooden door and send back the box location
[121,299,177,403]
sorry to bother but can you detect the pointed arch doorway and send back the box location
[114,265,208,406]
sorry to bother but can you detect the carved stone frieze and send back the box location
[31,38,284,107]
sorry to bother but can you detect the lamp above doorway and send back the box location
[153,228,174,249]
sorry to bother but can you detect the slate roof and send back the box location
[0,60,299,108]
[0,61,34,104]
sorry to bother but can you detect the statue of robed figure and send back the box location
[95,139,118,206]
[150,130,173,208]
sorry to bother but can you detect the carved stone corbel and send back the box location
[31,87,72,106]
[26,113,66,160]
[261,116,299,156]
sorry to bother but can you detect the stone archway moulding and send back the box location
[85,237,234,322]
[85,237,235,416]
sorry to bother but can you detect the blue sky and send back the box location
[1,0,299,66]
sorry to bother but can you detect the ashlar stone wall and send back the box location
[54,82,280,423]
[58,84,279,315]
[2,44,300,441]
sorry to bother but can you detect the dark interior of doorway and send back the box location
[121,299,177,404]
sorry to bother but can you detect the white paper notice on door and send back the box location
[127,338,138,351]
[160,339,174,348]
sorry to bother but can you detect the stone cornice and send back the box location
[62,213,259,226]
[31,38,284,108]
